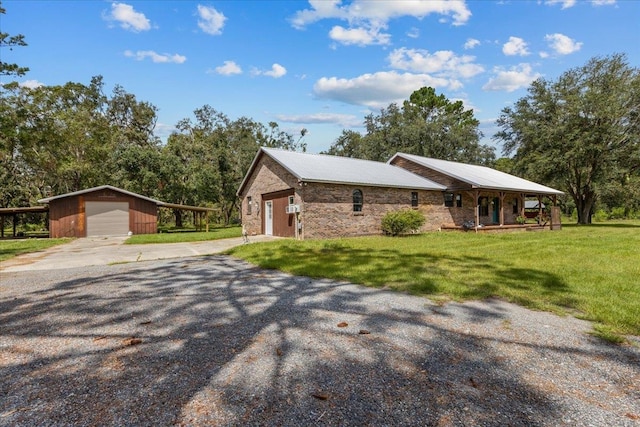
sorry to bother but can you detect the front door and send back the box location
[492,197,500,224]
[264,200,273,235]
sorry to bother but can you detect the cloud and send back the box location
[407,27,420,39]
[274,112,361,127]
[290,0,471,45]
[211,60,242,76]
[544,33,582,55]
[329,25,391,46]
[19,80,44,89]
[106,3,151,32]
[124,50,186,64]
[502,36,530,56]
[313,71,456,108]
[544,0,576,9]
[252,63,287,78]
[591,0,616,5]
[197,5,226,35]
[482,63,541,92]
[464,38,480,49]
[388,48,484,81]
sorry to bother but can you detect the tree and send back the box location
[495,54,640,224]
[326,87,495,165]
[0,2,29,77]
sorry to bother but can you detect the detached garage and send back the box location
[39,185,160,238]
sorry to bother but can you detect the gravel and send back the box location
[1,255,639,426]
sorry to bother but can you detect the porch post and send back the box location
[474,190,480,233]
[499,192,505,226]
[538,195,543,220]
[520,193,526,219]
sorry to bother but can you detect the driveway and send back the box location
[1,256,639,426]
[0,235,276,272]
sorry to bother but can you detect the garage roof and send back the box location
[238,147,446,195]
[389,153,564,195]
[39,185,163,204]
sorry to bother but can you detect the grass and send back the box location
[227,221,640,342]
[125,226,242,244]
[0,238,71,262]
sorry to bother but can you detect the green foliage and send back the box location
[325,86,495,165]
[229,221,640,342]
[495,54,640,225]
[0,2,30,77]
[381,209,426,236]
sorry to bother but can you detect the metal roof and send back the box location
[238,148,447,195]
[389,153,564,195]
[38,185,163,205]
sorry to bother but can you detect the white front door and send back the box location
[264,201,273,236]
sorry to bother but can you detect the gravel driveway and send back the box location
[1,255,639,426]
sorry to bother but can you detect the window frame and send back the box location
[352,189,363,213]
[478,196,489,216]
[455,194,462,208]
[444,192,455,207]
[411,191,419,207]
[247,196,252,215]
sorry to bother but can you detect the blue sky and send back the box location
[2,0,639,154]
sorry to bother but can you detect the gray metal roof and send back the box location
[238,148,446,194]
[389,153,564,195]
[38,185,163,205]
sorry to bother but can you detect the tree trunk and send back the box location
[575,191,595,224]
[174,209,183,228]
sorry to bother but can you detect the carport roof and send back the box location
[389,153,564,195]
[238,147,446,195]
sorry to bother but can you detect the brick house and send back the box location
[237,148,563,239]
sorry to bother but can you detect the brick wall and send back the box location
[239,154,300,236]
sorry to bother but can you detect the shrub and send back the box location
[608,207,626,220]
[593,209,608,222]
[381,209,425,236]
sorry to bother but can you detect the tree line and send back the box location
[2,4,639,225]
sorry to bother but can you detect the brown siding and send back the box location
[48,188,158,238]
[264,190,295,237]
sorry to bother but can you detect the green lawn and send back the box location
[227,222,640,342]
[0,238,71,262]
[125,226,242,244]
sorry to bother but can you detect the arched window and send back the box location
[353,189,363,212]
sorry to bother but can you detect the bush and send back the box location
[608,207,626,220]
[593,209,608,222]
[381,209,425,236]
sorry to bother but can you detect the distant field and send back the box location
[0,238,70,262]
[228,221,640,342]
[125,226,242,244]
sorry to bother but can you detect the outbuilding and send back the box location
[39,185,160,238]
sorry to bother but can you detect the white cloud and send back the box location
[502,36,530,56]
[544,0,576,9]
[592,0,616,5]
[211,60,242,76]
[197,5,226,35]
[464,38,480,50]
[19,80,44,89]
[313,71,455,108]
[388,48,484,83]
[544,33,582,55]
[252,63,287,78]
[407,27,420,39]
[124,50,186,64]
[291,0,471,45]
[482,64,541,92]
[329,25,391,46]
[275,112,361,127]
[106,3,151,32]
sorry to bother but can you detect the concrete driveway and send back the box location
[0,235,276,272]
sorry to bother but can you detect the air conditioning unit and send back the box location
[285,204,300,214]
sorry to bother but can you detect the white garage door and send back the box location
[85,201,129,236]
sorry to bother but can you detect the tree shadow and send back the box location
[1,256,638,425]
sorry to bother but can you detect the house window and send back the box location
[444,193,454,207]
[353,189,363,212]
[247,196,252,215]
[411,191,418,207]
[288,195,295,205]
[513,198,519,214]
[478,197,489,216]
[456,194,462,208]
